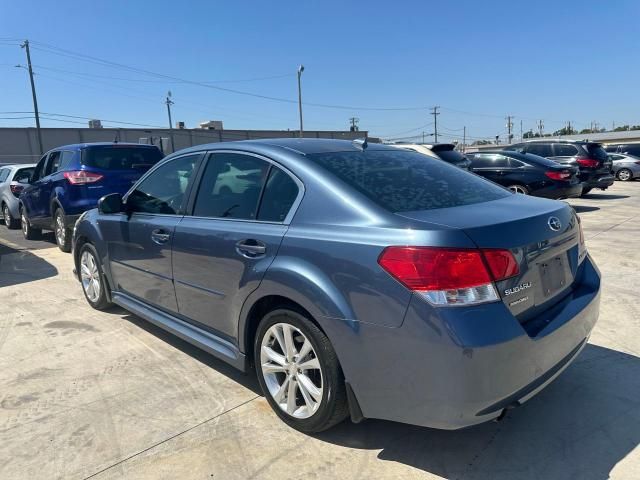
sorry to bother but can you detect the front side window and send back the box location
[126,154,198,215]
[13,167,34,182]
[0,168,9,183]
[193,153,270,220]
[470,154,509,168]
[308,149,509,212]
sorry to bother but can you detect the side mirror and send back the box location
[98,193,123,214]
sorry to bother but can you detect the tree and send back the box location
[553,126,577,136]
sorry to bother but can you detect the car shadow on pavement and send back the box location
[314,344,640,480]
[116,310,261,395]
[572,205,601,213]
[582,194,630,200]
[0,243,58,287]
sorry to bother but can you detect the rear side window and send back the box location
[193,153,269,220]
[257,167,299,222]
[57,151,75,171]
[470,154,510,168]
[308,149,509,212]
[525,143,553,157]
[44,151,62,176]
[13,167,34,181]
[585,143,608,161]
[554,144,579,156]
[82,146,163,171]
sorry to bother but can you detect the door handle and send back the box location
[236,239,266,258]
[151,229,171,245]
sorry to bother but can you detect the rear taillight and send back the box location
[545,170,572,181]
[63,171,103,185]
[10,184,24,197]
[378,247,519,306]
[576,158,600,168]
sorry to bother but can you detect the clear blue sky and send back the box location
[1,0,639,143]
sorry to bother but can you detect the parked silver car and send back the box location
[607,153,640,181]
[0,163,35,229]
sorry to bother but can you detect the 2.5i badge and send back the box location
[504,282,532,296]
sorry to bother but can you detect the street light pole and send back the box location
[21,40,43,155]
[165,91,175,153]
[297,65,304,138]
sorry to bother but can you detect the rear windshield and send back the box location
[81,146,163,170]
[308,149,510,212]
[13,166,34,181]
[433,149,468,164]
[585,143,608,161]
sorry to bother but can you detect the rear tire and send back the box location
[254,309,348,433]
[20,206,41,240]
[78,242,112,310]
[54,208,72,252]
[2,203,19,229]
[507,184,529,195]
[616,168,632,182]
[580,187,592,197]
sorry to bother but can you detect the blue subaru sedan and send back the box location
[72,139,600,432]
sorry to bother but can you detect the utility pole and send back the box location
[520,120,523,141]
[463,126,466,152]
[538,119,544,137]
[20,40,43,155]
[297,65,304,138]
[165,91,175,153]
[567,120,572,135]
[430,106,440,143]
[506,115,514,144]
[349,117,359,132]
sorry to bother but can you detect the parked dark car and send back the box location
[604,143,640,158]
[73,139,600,433]
[466,151,582,198]
[19,143,163,251]
[504,140,614,196]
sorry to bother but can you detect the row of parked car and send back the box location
[0,139,638,253]
[392,139,639,199]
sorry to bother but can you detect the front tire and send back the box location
[254,309,348,433]
[78,243,112,310]
[20,206,41,240]
[616,168,632,181]
[54,209,72,252]
[2,203,19,229]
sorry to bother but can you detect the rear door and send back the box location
[30,151,61,224]
[469,153,511,185]
[100,153,200,313]
[172,151,302,339]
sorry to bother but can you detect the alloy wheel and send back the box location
[80,250,101,303]
[508,185,527,194]
[617,169,631,181]
[55,212,65,246]
[260,323,323,419]
[21,210,28,236]
[3,205,9,225]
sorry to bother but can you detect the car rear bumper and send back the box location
[583,174,615,190]
[533,182,583,199]
[327,254,601,430]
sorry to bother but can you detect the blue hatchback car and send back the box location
[72,139,601,432]
[19,143,163,251]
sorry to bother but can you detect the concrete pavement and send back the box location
[1,182,639,479]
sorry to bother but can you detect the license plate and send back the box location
[539,256,566,298]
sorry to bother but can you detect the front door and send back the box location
[172,151,301,340]
[101,153,200,313]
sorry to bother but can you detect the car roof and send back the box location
[46,142,161,152]
[518,139,597,145]
[173,138,394,156]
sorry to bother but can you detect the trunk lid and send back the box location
[397,195,582,320]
